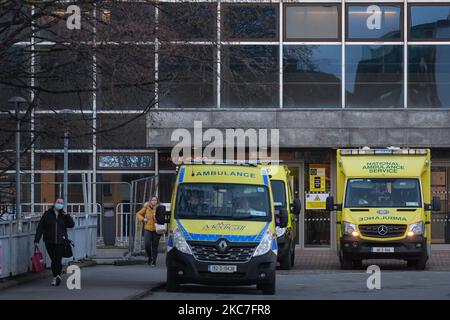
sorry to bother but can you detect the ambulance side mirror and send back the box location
[276,208,289,228]
[292,198,301,216]
[432,196,441,212]
[326,196,334,212]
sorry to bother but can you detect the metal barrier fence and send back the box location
[0,213,97,279]
[115,202,170,250]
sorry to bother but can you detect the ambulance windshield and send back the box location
[345,178,422,208]
[175,183,271,221]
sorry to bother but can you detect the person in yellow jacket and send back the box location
[137,196,165,267]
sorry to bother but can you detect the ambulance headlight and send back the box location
[170,227,192,255]
[276,226,286,238]
[409,221,424,236]
[342,222,358,236]
[253,229,276,257]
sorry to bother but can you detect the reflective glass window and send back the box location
[221,45,278,108]
[346,45,403,108]
[410,5,450,40]
[96,1,155,42]
[347,5,402,40]
[35,45,93,110]
[159,45,216,108]
[223,4,278,40]
[408,45,450,108]
[285,5,340,40]
[159,3,216,41]
[96,45,155,110]
[284,45,341,108]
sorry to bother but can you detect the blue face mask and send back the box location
[55,203,64,210]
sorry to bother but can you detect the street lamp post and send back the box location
[60,109,74,206]
[8,96,27,220]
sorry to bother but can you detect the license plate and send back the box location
[208,265,237,273]
[371,247,395,253]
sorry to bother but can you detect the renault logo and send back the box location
[378,225,388,236]
[217,239,228,252]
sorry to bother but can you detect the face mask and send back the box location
[55,203,64,210]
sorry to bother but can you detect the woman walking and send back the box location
[34,198,75,286]
[137,196,166,267]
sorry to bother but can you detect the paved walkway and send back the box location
[292,245,450,272]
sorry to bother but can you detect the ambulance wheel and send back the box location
[279,244,293,270]
[339,251,353,270]
[166,268,180,292]
[408,254,428,271]
[259,276,276,295]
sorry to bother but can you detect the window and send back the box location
[158,3,216,41]
[36,154,92,171]
[345,178,421,208]
[0,4,31,43]
[270,180,286,208]
[35,45,93,110]
[410,5,450,40]
[346,45,403,108]
[174,183,271,221]
[34,114,93,149]
[285,5,340,41]
[35,3,94,43]
[96,1,155,42]
[159,45,215,108]
[223,4,278,41]
[408,45,450,108]
[284,45,341,108]
[221,45,278,108]
[96,45,155,110]
[0,45,30,112]
[347,5,402,41]
[97,154,155,170]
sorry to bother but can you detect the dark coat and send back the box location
[156,204,167,225]
[34,207,75,245]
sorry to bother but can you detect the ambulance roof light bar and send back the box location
[340,148,427,155]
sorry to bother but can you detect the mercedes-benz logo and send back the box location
[217,239,228,252]
[378,225,388,236]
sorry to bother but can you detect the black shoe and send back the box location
[147,259,152,265]
[151,262,156,267]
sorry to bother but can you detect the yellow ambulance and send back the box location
[166,164,285,294]
[259,164,301,270]
[326,148,441,270]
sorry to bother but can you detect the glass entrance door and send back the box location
[431,166,450,244]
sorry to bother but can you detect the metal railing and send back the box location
[0,213,97,279]
[115,202,170,249]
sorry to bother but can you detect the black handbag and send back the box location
[62,238,74,258]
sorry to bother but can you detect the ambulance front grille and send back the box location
[359,224,407,238]
[189,243,257,262]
